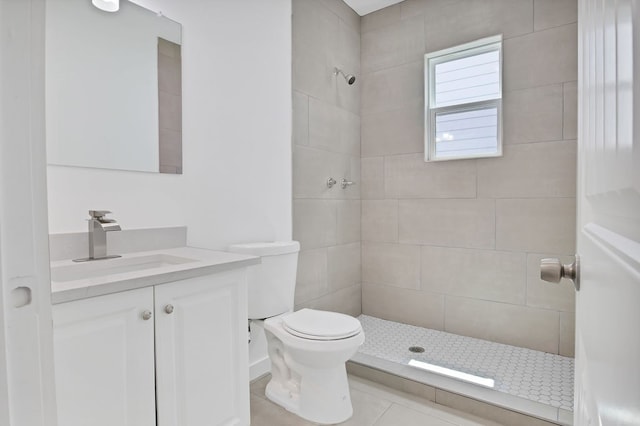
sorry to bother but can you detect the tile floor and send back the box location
[357,315,574,411]
[250,374,503,426]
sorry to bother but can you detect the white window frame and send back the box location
[424,35,503,162]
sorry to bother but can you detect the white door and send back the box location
[0,0,58,424]
[53,288,156,426]
[575,0,640,424]
[154,271,250,426]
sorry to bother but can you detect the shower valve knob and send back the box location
[327,177,337,188]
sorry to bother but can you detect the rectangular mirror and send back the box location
[46,0,183,174]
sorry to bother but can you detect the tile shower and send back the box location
[292,0,577,424]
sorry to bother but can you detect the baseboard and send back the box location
[250,356,270,381]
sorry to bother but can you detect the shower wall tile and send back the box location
[360,0,577,356]
[559,312,575,357]
[503,84,564,144]
[477,140,577,199]
[361,3,401,33]
[526,253,576,312]
[328,242,361,290]
[422,0,534,52]
[563,81,578,140]
[293,199,337,249]
[309,97,360,155]
[534,0,578,31]
[496,198,576,254]
[399,199,496,249]
[293,146,357,199]
[292,0,360,316]
[362,283,445,330]
[297,283,362,317]
[421,247,526,305]
[337,200,361,244]
[320,0,360,31]
[295,248,329,305]
[293,91,309,146]
[445,296,560,353]
[361,106,423,157]
[504,24,578,91]
[361,60,424,115]
[361,15,425,74]
[361,157,385,199]
[361,200,398,243]
[385,154,477,199]
[362,242,421,289]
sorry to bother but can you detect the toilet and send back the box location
[228,241,364,425]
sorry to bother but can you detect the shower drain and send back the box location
[408,346,425,353]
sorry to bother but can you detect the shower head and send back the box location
[334,67,356,85]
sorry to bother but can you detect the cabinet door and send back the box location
[155,270,249,426]
[53,288,156,426]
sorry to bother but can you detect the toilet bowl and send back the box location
[263,309,364,424]
[227,241,365,424]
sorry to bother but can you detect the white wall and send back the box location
[47,0,293,249]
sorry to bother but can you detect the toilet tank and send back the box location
[228,241,300,320]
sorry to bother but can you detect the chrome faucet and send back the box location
[73,210,121,262]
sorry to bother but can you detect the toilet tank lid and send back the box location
[228,241,300,256]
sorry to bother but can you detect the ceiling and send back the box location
[342,0,405,16]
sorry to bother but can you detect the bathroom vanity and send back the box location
[50,247,259,426]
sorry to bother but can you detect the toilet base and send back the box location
[265,365,353,425]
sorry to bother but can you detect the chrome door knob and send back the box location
[142,310,152,320]
[540,256,580,291]
[164,304,174,314]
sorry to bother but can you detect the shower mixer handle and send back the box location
[340,178,354,189]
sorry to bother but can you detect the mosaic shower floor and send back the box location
[353,315,574,424]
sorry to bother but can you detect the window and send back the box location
[424,35,503,162]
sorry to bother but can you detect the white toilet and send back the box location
[228,241,364,425]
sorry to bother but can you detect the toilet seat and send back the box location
[281,309,362,341]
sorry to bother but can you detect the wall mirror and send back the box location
[46,0,183,174]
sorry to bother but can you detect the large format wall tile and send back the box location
[385,154,477,199]
[563,81,578,140]
[560,312,575,357]
[361,15,425,74]
[293,91,309,146]
[362,283,445,330]
[337,200,361,244]
[361,157,385,199]
[293,199,337,249]
[320,0,360,31]
[295,248,329,305]
[328,242,361,291]
[504,24,578,91]
[534,0,578,31]
[293,146,356,199]
[496,198,576,253]
[477,140,577,198]
[297,283,362,317]
[362,242,421,288]
[421,247,526,304]
[309,97,360,156]
[361,106,423,157]
[361,200,399,243]
[423,0,534,52]
[361,61,423,115]
[399,199,496,249]
[526,253,576,312]
[503,84,564,144]
[361,3,401,33]
[445,296,560,353]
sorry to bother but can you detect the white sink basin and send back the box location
[51,254,197,282]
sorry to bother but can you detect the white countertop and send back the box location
[50,247,260,304]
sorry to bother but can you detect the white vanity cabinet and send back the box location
[53,269,250,426]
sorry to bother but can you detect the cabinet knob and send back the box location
[142,310,152,320]
[164,304,174,314]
